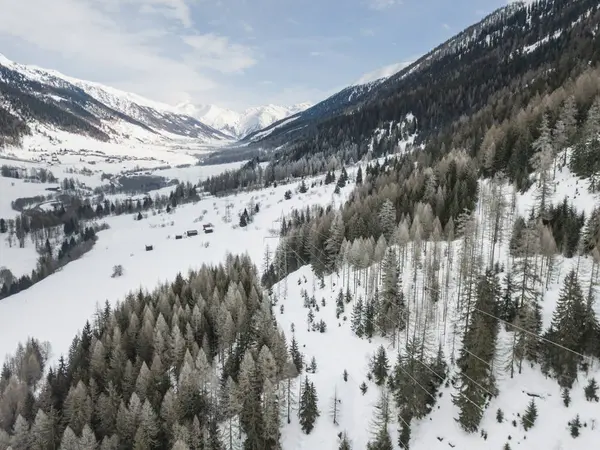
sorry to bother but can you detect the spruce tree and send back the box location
[339,432,352,450]
[584,378,599,402]
[546,270,585,387]
[562,387,571,407]
[371,346,390,386]
[290,337,303,373]
[569,414,582,438]
[298,377,319,434]
[522,399,537,431]
[351,297,364,337]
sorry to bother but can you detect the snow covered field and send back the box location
[0,168,356,368]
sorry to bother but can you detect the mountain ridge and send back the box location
[176,101,312,139]
[0,53,312,147]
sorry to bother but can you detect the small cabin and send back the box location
[145,245,153,251]
[175,235,183,240]
[203,223,214,234]
[186,230,198,237]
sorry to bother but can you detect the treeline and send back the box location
[0,254,300,450]
[0,181,201,246]
[0,224,105,300]
[0,165,57,183]
[253,0,599,175]
[263,149,478,286]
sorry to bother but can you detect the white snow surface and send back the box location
[177,102,312,139]
[273,160,600,450]
[0,167,356,367]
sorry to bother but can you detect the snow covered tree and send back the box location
[530,114,554,215]
[10,415,29,450]
[351,297,364,337]
[371,346,390,386]
[298,377,319,434]
[378,248,405,343]
[324,212,345,272]
[522,399,537,431]
[379,200,396,242]
[584,378,599,402]
[339,432,352,450]
[544,270,586,387]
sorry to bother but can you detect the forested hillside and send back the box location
[230,0,600,187]
[2,0,600,449]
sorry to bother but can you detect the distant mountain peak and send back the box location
[0,53,232,145]
[178,102,313,139]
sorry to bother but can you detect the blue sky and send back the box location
[0,0,516,111]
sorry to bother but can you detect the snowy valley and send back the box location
[176,103,312,140]
[1,0,600,449]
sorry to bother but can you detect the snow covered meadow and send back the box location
[0,163,356,368]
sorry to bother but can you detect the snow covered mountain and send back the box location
[0,54,231,147]
[177,102,312,139]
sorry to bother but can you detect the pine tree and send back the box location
[584,378,599,402]
[339,432,352,450]
[290,337,303,373]
[454,270,499,432]
[79,424,97,449]
[10,415,30,450]
[336,290,345,319]
[546,270,585,387]
[378,200,396,242]
[371,346,390,386]
[562,387,571,407]
[326,213,345,271]
[356,167,363,185]
[378,248,405,339]
[398,411,411,449]
[522,399,537,431]
[569,414,582,438]
[366,425,393,450]
[299,179,308,193]
[298,377,319,434]
[496,408,504,423]
[351,297,364,337]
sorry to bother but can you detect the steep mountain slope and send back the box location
[178,102,312,139]
[246,0,600,161]
[0,54,231,147]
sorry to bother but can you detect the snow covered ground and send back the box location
[1,148,599,450]
[0,167,356,368]
[273,161,600,450]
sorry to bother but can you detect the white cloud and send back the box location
[182,34,257,73]
[367,0,400,11]
[355,60,413,85]
[442,23,451,30]
[360,28,375,37]
[0,0,257,106]
[240,21,254,33]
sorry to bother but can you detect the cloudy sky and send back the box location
[0,0,518,111]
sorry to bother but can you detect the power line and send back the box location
[275,228,549,431]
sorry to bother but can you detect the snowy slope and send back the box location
[0,165,355,368]
[177,102,312,139]
[272,159,600,450]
